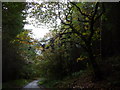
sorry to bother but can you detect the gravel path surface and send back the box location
[24,80,40,88]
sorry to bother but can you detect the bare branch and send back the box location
[65,5,72,22]
[58,12,70,26]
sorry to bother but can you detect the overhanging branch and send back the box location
[95,3,105,21]
[70,2,91,18]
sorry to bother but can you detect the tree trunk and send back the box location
[88,48,102,82]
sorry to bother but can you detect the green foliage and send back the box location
[24,2,120,88]
[38,49,65,79]
[2,2,39,82]
[2,2,43,82]
[37,30,88,80]
[2,79,32,88]
[2,2,26,40]
[32,2,106,83]
[71,70,84,77]
[38,78,61,88]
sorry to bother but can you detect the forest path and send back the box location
[23,79,45,89]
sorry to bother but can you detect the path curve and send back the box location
[24,80,40,88]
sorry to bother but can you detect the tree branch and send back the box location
[95,3,105,21]
[92,2,99,20]
[58,12,71,26]
[70,2,91,18]
[88,2,99,43]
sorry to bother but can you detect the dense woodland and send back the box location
[2,2,120,88]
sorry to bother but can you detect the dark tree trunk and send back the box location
[88,47,102,82]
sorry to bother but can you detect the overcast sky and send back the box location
[24,0,61,40]
[24,0,50,39]
[24,24,50,39]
